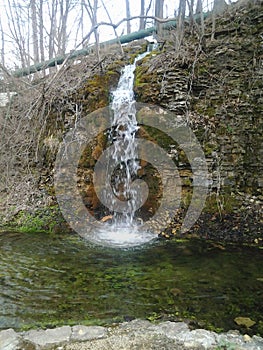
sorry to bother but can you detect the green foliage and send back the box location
[147,312,161,322]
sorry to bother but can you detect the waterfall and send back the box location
[91,53,157,247]
[109,54,146,226]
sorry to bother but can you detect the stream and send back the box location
[0,231,262,335]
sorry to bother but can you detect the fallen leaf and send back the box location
[100,215,113,222]
[234,317,256,328]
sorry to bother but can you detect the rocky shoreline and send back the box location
[1,320,263,350]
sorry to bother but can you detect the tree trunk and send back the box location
[48,0,57,59]
[187,0,194,31]
[155,0,164,36]
[39,0,45,62]
[139,0,145,30]
[31,0,39,63]
[83,0,100,60]
[0,17,5,67]
[125,0,131,34]
[57,0,70,55]
[195,0,205,35]
[177,0,186,48]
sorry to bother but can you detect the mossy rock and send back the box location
[6,206,70,234]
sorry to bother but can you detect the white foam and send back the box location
[88,225,157,248]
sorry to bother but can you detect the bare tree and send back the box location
[5,0,30,68]
[139,0,145,30]
[83,0,100,59]
[176,0,186,48]
[38,0,45,62]
[73,1,85,48]
[101,0,123,54]
[0,0,80,72]
[57,0,72,55]
[155,0,164,36]
[30,0,39,63]
[195,0,205,36]
[0,17,5,67]
[125,0,131,34]
[47,0,58,59]
[145,0,153,17]
[187,0,195,31]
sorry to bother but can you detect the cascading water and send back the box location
[91,53,157,248]
[110,54,144,225]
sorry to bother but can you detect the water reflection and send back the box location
[0,231,262,335]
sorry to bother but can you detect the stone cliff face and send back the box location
[134,1,263,198]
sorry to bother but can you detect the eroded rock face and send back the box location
[134,2,263,198]
[72,1,262,238]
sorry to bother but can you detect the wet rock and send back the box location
[252,335,263,350]
[149,320,190,339]
[0,320,261,350]
[0,329,20,350]
[71,325,107,341]
[180,329,218,349]
[23,326,71,347]
[217,330,246,347]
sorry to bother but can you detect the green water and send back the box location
[0,231,262,335]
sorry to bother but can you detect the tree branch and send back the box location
[12,12,208,77]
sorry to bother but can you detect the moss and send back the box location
[197,65,209,75]
[141,125,175,151]
[76,69,120,113]
[107,60,125,72]
[128,43,149,63]
[6,206,67,234]
[91,130,108,160]
[204,193,240,214]
[204,142,218,156]
[182,178,192,187]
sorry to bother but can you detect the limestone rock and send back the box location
[0,329,20,350]
[23,326,71,347]
[71,325,107,341]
